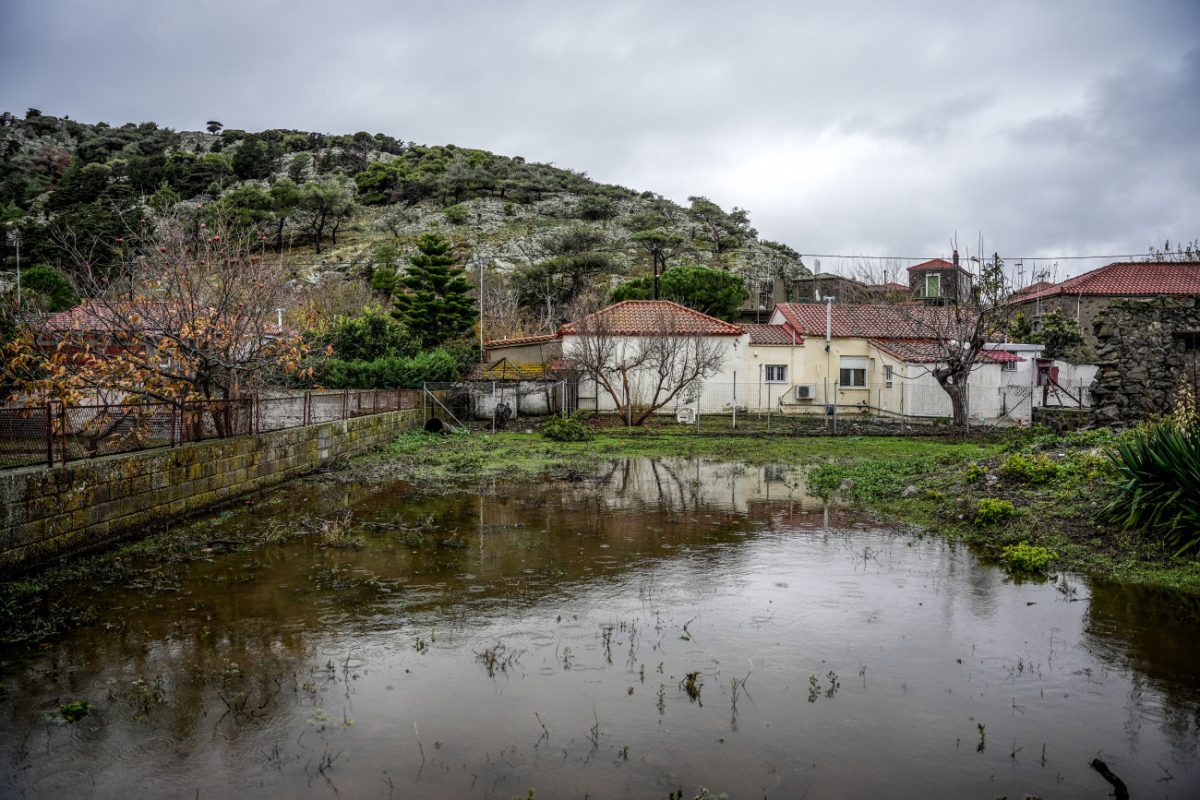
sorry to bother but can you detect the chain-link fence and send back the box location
[576,377,1095,433]
[0,389,420,471]
[423,381,574,431]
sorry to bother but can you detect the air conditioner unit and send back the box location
[794,384,817,401]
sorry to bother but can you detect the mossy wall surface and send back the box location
[0,409,420,570]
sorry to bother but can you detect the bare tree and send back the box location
[849,257,911,301]
[568,305,727,424]
[892,254,1011,427]
[6,211,310,418]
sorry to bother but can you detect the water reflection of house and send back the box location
[586,458,825,513]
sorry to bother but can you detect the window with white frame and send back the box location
[764,364,787,383]
[839,356,868,388]
[1001,359,1017,372]
[925,273,941,298]
[884,364,894,388]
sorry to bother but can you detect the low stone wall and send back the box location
[1033,406,1091,433]
[1090,296,1200,423]
[0,408,420,570]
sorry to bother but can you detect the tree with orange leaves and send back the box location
[3,211,313,424]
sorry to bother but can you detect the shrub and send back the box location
[999,452,1060,483]
[19,265,77,312]
[543,412,593,442]
[444,204,469,225]
[317,307,418,362]
[502,202,516,217]
[1104,412,1200,554]
[315,348,462,389]
[964,462,985,483]
[974,498,1016,526]
[1000,542,1056,573]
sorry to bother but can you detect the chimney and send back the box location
[952,249,960,269]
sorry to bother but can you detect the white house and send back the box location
[559,300,747,416]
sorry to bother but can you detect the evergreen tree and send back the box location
[391,233,476,349]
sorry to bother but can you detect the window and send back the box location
[925,273,941,298]
[765,364,787,383]
[839,356,868,388]
[884,365,894,388]
[1001,360,1017,372]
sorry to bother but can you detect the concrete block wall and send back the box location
[0,408,420,570]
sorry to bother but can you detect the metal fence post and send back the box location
[58,402,67,466]
[44,401,53,468]
[732,373,737,430]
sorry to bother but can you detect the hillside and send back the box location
[0,110,808,335]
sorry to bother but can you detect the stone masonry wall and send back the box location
[0,408,420,570]
[1090,296,1200,423]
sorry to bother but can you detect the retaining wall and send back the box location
[0,408,420,570]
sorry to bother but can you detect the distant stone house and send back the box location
[1008,261,1200,349]
[907,256,975,304]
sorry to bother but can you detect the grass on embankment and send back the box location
[370,427,1200,593]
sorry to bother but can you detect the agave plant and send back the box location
[1105,415,1200,554]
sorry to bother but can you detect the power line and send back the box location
[799,253,1145,262]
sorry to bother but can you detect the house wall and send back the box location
[564,333,745,414]
[910,268,972,304]
[1009,294,1112,350]
[0,408,421,571]
[483,339,562,365]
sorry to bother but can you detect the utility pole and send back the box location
[6,229,20,308]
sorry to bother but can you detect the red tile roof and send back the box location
[559,300,744,337]
[1008,280,1055,302]
[483,332,560,348]
[774,303,981,339]
[746,323,803,345]
[1008,262,1200,302]
[907,259,959,272]
[869,338,1025,364]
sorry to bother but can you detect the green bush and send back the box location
[317,307,418,362]
[444,204,469,225]
[19,265,77,312]
[315,348,462,389]
[1000,542,1056,573]
[1104,416,1200,554]
[975,497,1016,526]
[999,452,1060,483]
[964,462,985,483]
[543,412,593,442]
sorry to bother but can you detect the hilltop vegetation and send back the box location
[0,109,807,337]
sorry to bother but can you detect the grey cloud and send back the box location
[1,0,1198,273]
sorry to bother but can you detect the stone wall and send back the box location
[1090,296,1200,423]
[0,408,420,570]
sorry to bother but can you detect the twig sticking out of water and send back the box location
[1090,758,1129,800]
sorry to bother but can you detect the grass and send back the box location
[364,427,1200,593]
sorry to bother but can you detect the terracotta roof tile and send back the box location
[775,303,981,339]
[559,300,744,337]
[483,332,560,348]
[746,323,803,345]
[907,259,958,272]
[1008,262,1200,302]
[869,338,1025,364]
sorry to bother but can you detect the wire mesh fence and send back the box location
[0,389,420,471]
[423,381,574,431]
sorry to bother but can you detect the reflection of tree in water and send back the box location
[1083,582,1200,753]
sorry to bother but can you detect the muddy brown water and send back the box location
[2,457,1198,798]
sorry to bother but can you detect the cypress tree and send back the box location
[391,233,476,349]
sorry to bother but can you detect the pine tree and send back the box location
[391,233,476,349]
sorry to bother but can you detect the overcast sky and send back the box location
[2,0,1197,278]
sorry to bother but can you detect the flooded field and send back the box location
[2,457,1198,798]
